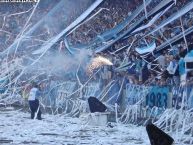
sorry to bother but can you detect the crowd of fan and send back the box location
[68,0,136,45]
[0,0,94,98]
[0,0,193,100]
[66,0,193,87]
[0,0,91,54]
[0,1,60,52]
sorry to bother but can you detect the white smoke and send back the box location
[24,48,93,78]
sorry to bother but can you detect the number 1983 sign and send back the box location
[146,86,169,108]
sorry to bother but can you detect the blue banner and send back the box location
[126,84,150,105]
[187,85,193,108]
[172,85,193,109]
[146,86,169,108]
[0,76,8,94]
[172,86,184,109]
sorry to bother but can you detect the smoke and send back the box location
[24,49,93,78]
[0,0,96,81]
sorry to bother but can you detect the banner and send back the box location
[172,86,186,109]
[126,83,150,105]
[0,76,8,94]
[56,81,76,106]
[82,82,100,99]
[146,86,169,108]
[188,85,193,108]
[184,50,193,70]
[172,85,193,109]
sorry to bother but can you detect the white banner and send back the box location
[82,82,100,99]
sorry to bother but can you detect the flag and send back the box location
[184,50,193,70]
[136,42,156,54]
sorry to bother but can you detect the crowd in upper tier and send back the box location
[66,0,193,86]
[0,0,193,93]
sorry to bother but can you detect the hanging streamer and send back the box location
[132,3,173,34]
[147,1,193,36]
[3,0,103,59]
[180,17,188,51]
[156,25,193,52]
[143,0,148,19]
[95,0,174,53]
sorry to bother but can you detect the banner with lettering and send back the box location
[56,81,76,106]
[126,83,150,105]
[187,85,193,108]
[82,82,100,99]
[172,85,193,109]
[146,86,169,108]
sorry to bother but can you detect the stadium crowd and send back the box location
[0,0,193,101]
[65,0,193,87]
